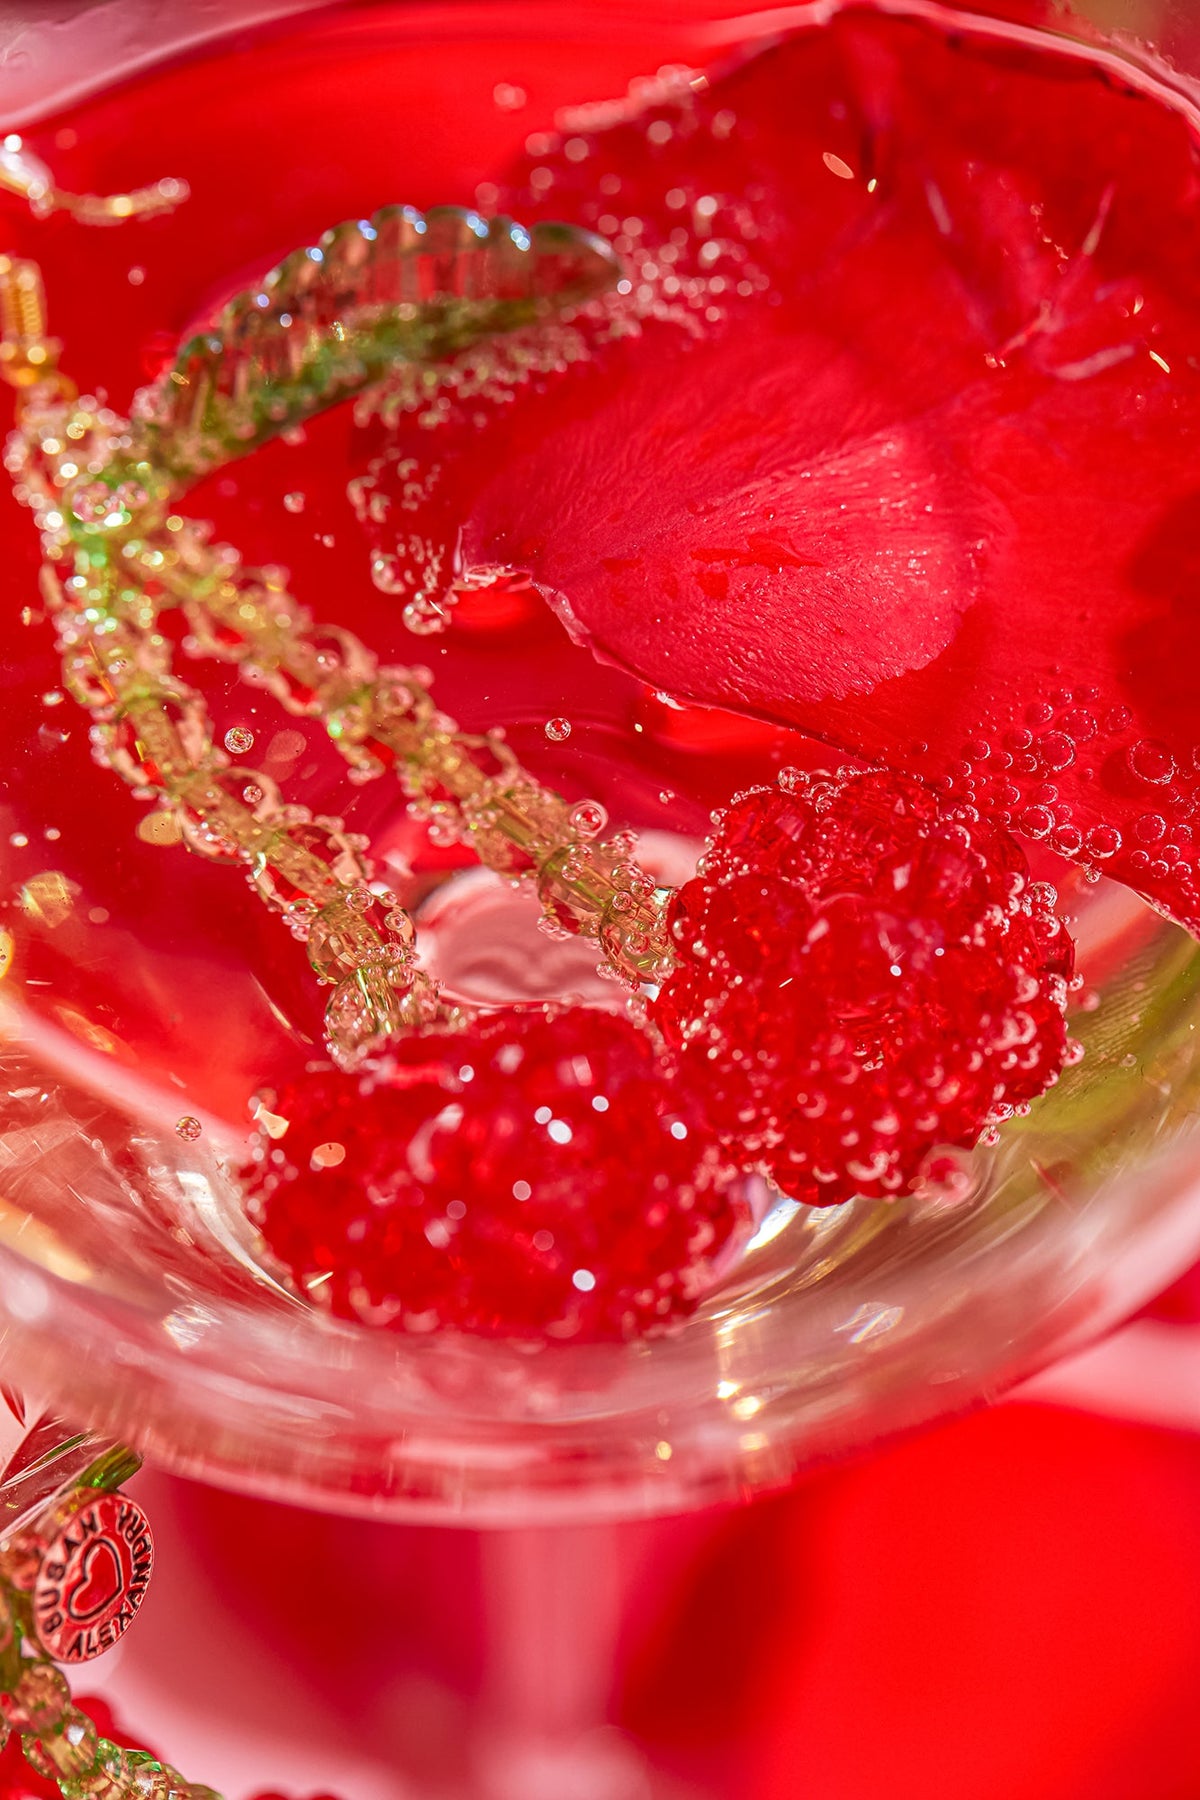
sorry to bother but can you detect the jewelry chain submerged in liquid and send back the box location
[0,209,687,1799]
[0,1420,215,1799]
[1,211,675,1074]
[0,167,224,1800]
[0,182,661,1796]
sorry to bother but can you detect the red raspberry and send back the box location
[653,770,1073,1207]
[242,1007,745,1341]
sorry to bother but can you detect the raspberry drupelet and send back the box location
[652,769,1073,1208]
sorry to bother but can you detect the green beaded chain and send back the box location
[0,1447,216,1800]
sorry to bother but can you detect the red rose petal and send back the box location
[440,10,1200,931]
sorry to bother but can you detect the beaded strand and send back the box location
[0,1444,217,1800]
[2,215,672,1068]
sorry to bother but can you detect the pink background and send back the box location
[9,1277,1195,1800]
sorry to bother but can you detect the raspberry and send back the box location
[242,1007,745,1341]
[653,770,1073,1207]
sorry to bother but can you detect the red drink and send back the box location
[2,0,1200,1377]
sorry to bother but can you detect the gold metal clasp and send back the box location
[0,252,63,393]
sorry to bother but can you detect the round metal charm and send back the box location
[31,1490,153,1664]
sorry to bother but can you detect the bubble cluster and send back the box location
[352,339,584,634]
[347,69,772,642]
[903,683,1200,918]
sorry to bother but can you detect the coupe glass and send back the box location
[2,2,1200,1794]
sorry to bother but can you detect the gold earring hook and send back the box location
[0,132,188,225]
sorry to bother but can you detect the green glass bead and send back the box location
[21,1731,57,1779]
[122,1756,176,1799]
[35,1704,100,1778]
[51,1706,100,1778]
[63,1738,130,1800]
[1,1660,69,1733]
[0,1628,23,1695]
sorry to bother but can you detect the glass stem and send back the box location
[475,1520,648,1800]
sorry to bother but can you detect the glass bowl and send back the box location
[2,0,1200,1532]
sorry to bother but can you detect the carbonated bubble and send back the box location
[1127,738,1175,785]
[1059,708,1097,743]
[1035,731,1075,772]
[570,800,607,838]
[1018,805,1053,839]
[310,1141,346,1169]
[1085,824,1121,859]
[403,597,450,636]
[370,550,406,594]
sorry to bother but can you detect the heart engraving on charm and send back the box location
[65,1536,122,1622]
